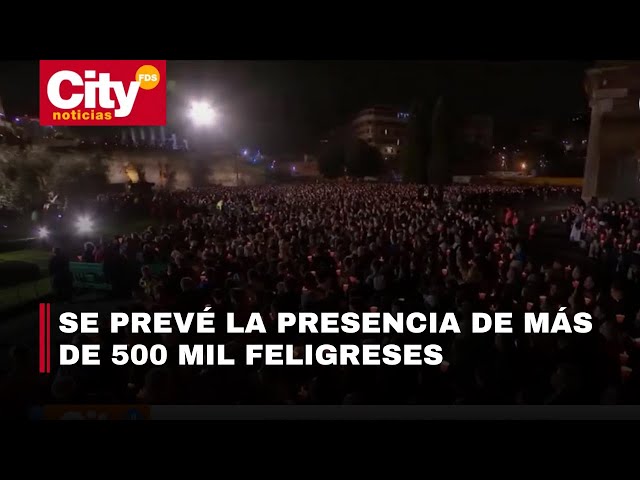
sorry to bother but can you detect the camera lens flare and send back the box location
[188,101,217,127]
[37,226,50,239]
[76,216,94,234]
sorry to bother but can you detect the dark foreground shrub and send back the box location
[0,261,41,287]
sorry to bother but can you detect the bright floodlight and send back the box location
[76,216,94,234]
[37,226,50,239]
[188,101,217,127]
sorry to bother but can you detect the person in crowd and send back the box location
[19,183,640,405]
[81,242,96,262]
[49,246,73,302]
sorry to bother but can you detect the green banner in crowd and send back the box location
[69,262,111,291]
[69,262,168,291]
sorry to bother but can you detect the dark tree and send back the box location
[345,138,384,177]
[428,95,454,185]
[318,135,346,178]
[455,142,492,175]
[401,100,432,183]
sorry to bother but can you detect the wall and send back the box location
[583,64,640,201]
[593,117,640,200]
[104,150,266,188]
[273,160,320,178]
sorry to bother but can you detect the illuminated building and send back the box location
[352,106,410,160]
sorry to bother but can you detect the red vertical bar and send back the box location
[46,303,51,374]
[38,303,45,373]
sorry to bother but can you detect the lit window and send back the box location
[384,129,388,135]
[396,138,400,146]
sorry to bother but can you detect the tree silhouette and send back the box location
[428,95,453,185]
[345,138,384,177]
[318,132,347,178]
[401,99,433,183]
[0,145,109,210]
[318,128,385,178]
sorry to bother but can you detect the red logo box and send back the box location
[39,60,166,126]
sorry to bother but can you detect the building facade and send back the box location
[352,105,410,160]
[582,61,640,201]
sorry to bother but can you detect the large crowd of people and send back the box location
[6,182,640,407]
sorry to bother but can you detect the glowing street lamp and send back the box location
[521,162,527,170]
[37,226,50,239]
[75,216,94,235]
[188,100,217,127]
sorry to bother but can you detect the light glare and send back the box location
[76,216,94,234]
[188,101,216,127]
[37,226,50,239]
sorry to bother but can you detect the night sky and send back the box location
[0,60,591,153]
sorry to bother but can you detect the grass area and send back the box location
[0,216,160,313]
[0,277,51,311]
[0,249,52,312]
[0,249,51,271]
